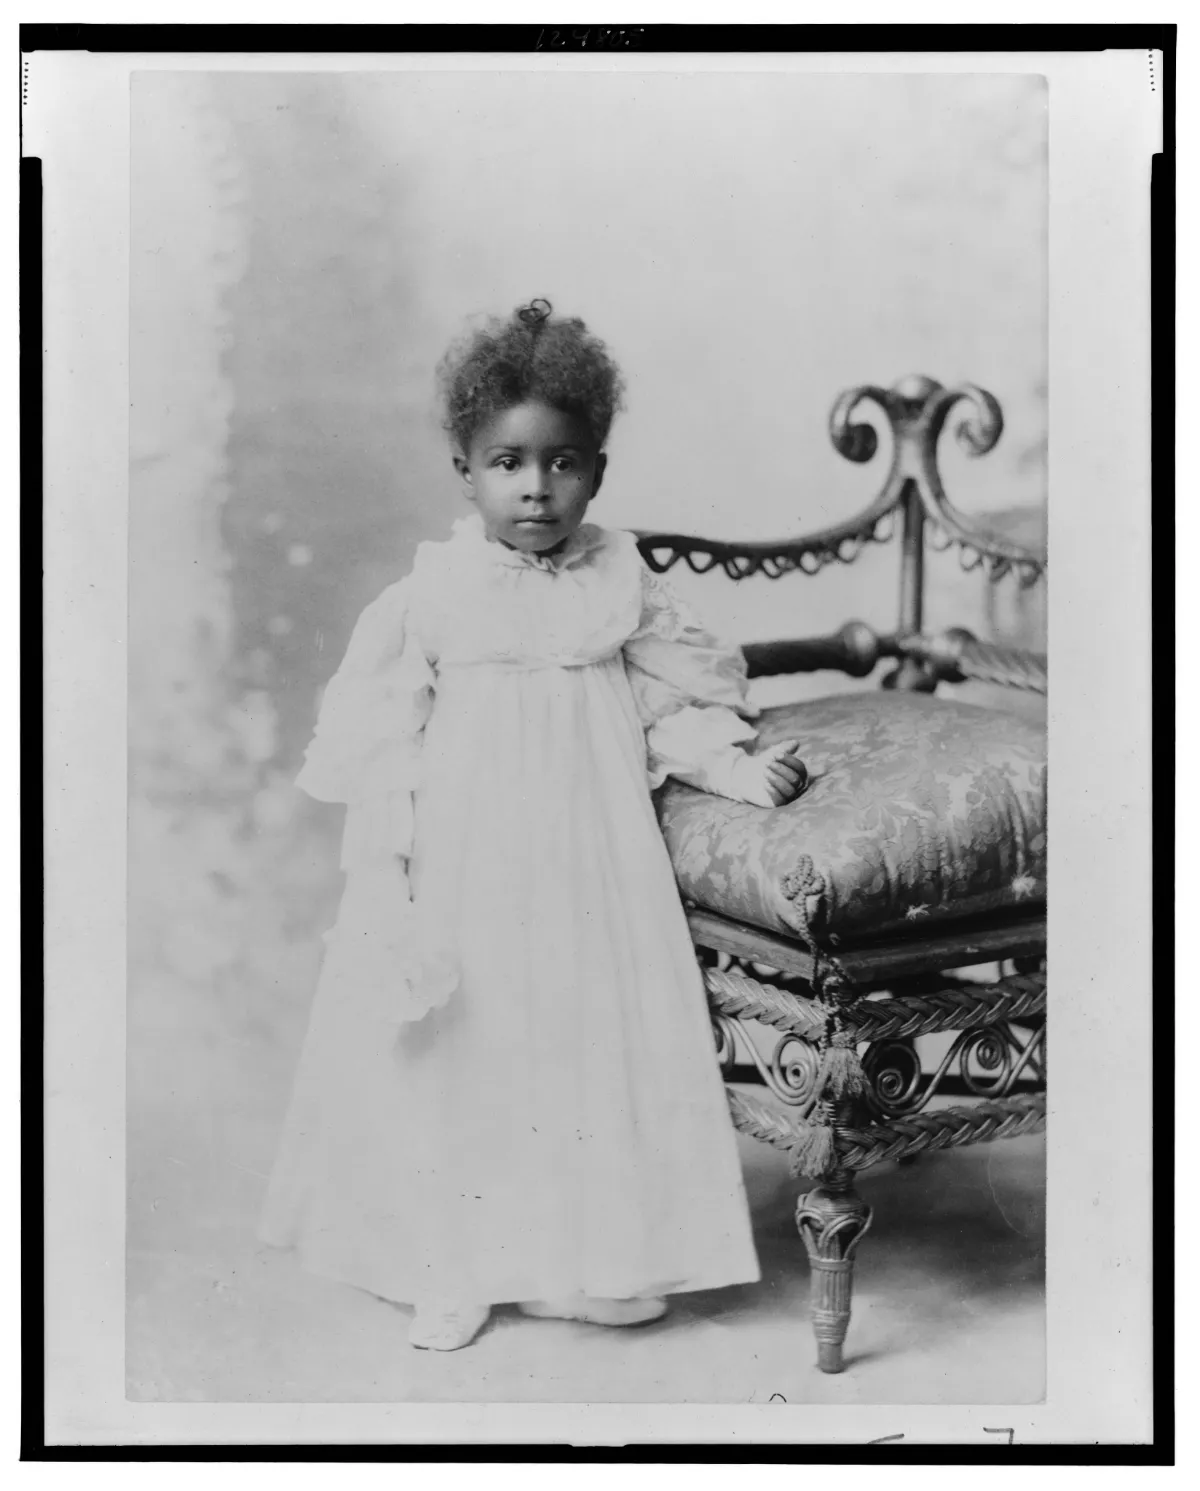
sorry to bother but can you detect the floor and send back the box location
[127,987,1045,1405]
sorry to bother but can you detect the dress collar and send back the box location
[451,513,607,572]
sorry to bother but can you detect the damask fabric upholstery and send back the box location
[658,691,1046,941]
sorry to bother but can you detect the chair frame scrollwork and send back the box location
[637,374,1047,1374]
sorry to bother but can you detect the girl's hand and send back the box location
[729,739,808,807]
[758,739,808,806]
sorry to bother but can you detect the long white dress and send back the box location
[260,515,767,1307]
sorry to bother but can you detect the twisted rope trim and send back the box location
[704,967,825,1039]
[727,1087,1046,1172]
[955,639,1047,694]
[848,975,1046,1041]
[898,634,1047,694]
[706,967,1046,1044]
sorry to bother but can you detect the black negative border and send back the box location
[20,19,1176,1464]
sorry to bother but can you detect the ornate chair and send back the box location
[637,375,1047,1375]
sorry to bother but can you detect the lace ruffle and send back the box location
[449,513,609,573]
[643,703,760,793]
[323,861,459,1026]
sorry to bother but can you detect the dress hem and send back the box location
[259,1231,762,1310]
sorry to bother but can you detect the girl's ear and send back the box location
[590,451,608,502]
[452,452,475,497]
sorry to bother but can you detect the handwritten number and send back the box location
[865,1428,1014,1445]
[535,26,645,50]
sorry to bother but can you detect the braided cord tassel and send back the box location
[788,1102,837,1176]
[780,858,868,1175]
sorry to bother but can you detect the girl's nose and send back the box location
[523,464,551,500]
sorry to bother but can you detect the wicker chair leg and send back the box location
[795,1169,873,1374]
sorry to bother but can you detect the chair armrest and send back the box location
[743,623,887,679]
[743,623,1047,695]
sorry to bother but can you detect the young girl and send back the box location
[260,299,807,1352]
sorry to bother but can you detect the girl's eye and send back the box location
[552,457,575,472]
[494,457,519,472]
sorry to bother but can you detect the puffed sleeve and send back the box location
[296,578,435,869]
[623,566,771,801]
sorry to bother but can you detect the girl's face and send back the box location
[453,400,607,554]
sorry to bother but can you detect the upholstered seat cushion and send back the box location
[658,691,1046,941]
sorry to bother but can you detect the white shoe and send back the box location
[518,1294,668,1327]
[408,1302,490,1351]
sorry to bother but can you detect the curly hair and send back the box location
[437,299,625,453]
